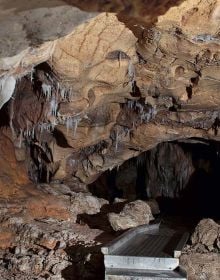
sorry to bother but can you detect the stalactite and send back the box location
[49,97,58,117]
[9,96,16,140]
[42,83,52,100]
[115,127,119,152]
[59,85,73,101]
[65,116,81,136]
[19,128,23,148]
[136,152,148,167]
[73,118,79,137]
[127,60,136,89]
[38,122,54,133]
[30,68,35,83]
[66,117,73,135]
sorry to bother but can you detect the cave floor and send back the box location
[0,181,218,280]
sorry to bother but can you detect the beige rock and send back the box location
[180,219,220,279]
[70,192,109,222]
[108,200,154,231]
[180,253,220,280]
[0,1,220,279]
[191,219,220,251]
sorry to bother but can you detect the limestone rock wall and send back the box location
[0,0,220,185]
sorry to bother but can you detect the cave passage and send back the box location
[89,139,220,219]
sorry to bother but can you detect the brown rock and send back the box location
[38,237,57,250]
[0,230,14,249]
[27,197,71,221]
[147,199,160,215]
[0,130,29,198]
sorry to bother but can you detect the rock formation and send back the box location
[0,0,220,185]
[180,219,220,280]
[0,0,220,279]
[108,200,154,231]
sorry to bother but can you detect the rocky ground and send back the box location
[0,182,106,280]
[0,177,219,280]
[0,131,220,280]
[0,174,155,280]
[180,219,220,280]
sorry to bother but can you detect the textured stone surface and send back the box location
[180,252,220,280]
[179,219,220,280]
[0,0,97,65]
[0,179,107,279]
[190,219,220,252]
[0,1,220,278]
[0,216,103,280]
[0,130,29,196]
[70,192,109,222]
[108,200,154,231]
[0,0,219,185]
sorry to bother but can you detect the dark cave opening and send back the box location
[0,101,10,128]
[89,138,220,219]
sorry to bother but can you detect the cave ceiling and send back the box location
[0,0,220,184]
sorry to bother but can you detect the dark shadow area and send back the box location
[63,139,220,280]
[28,142,53,183]
[130,81,141,97]
[0,101,10,128]
[63,203,126,280]
[89,139,220,219]
[53,128,72,148]
[179,141,220,218]
[154,140,220,219]
[62,244,105,280]
[76,202,126,234]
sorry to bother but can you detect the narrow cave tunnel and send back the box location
[89,139,220,219]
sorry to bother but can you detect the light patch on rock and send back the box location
[70,192,109,222]
[108,200,154,231]
[191,218,220,251]
[0,75,16,109]
[180,219,220,280]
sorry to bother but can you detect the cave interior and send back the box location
[90,139,220,218]
[0,0,220,279]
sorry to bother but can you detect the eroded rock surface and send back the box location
[190,219,220,252]
[181,253,220,280]
[180,219,220,280]
[108,200,154,231]
[0,0,98,71]
[0,0,219,185]
[0,180,109,280]
[0,0,220,278]
[0,217,103,280]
